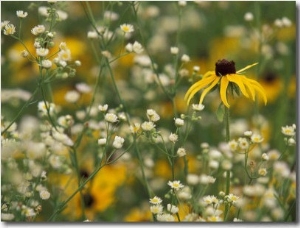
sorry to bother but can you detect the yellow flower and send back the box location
[184,59,267,108]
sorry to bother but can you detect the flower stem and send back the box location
[224,106,231,221]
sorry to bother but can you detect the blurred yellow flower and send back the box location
[50,163,127,221]
[185,59,267,108]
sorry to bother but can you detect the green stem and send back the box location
[224,106,230,142]
[224,106,230,221]
[134,136,152,197]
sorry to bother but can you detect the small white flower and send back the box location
[105,113,118,123]
[87,31,98,39]
[193,66,200,72]
[64,90,80,103]
[221,160,232,171]
[57,10,68,21]
[36,48,49,57]
[98,104,108,112]
[57,115,74,128]
[282,125,296,136]
[238,137,249,150]
[192,103,205,111]
[130,123,141,134]
[104,11,119,21]
[75,60,81,66]
[228,140,238,152]
[76,83,91,93]
[170,47,179,55]
[57,49,71,61]
[102,50,112,58]
[156,213,175,222]
[261,153,269,161]
[31,25,45,35]
[149,196,162,204]
[281,17,292,27]
[21,50,29,58]
[202,195,218,205]
[274,19,283,28]
[112,136,125,149]
[233,218,243,222]
[244,130,252,136]
[244,12,254,21]
[251,133,264,143]
[178,1,187,7]
[169,133,178,143]
[225,193,239,204]
[3,24,16,35]
[167,204,179,214]
[120,23,134,33]
[41,59,52,68]
[287,137,296,146]
[258,168,267,176]
[181,54,190,62]
[141,121,155,131]
[39,189,50,200]
[150,205,163,214]
[1,21,10,29]
[146,109,160,122]
[38,101,56,116]
[174,118,184,127]
[16,10,28,18]
[125,43,133,52]
[187,174,199,185]
[177,147,186,157]
[132,41,144,54]
[168,180,184,190]
[98,138,107,146]
[199,174,216,184]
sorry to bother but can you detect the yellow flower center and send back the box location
[215,59,236,76]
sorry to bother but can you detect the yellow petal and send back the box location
[236,63,258,74]
[202,71,216,78]
[227,74,250,98]
[184,74,217,104]
[239,76,256,100]
[199,77,220,104]
[248,79,268,105]
[220,76,230,108]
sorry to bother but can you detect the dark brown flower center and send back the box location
[83,193,95,208]
[215,59,236,76]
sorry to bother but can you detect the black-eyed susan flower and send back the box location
[184,59,267,108]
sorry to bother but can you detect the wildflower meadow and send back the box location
[1,1,297,223]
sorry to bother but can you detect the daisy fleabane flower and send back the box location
[31,25,46,35]
[281,124,296,136]
[168,180,184,191]
[169,133,178,143]
[192,103,205,111]
[1,21,10,29]
[16,10,28,18]
[150,205,163,214]
[185,59,267,108]
[36,48,49,57]
[120,23,134,33]
[3,23,16,35]
[146,109,160,122]
[141,121,155,131]
[149,196,162,204]
[112,136,125,149]
[105,113,118,123]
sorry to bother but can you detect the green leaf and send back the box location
[216,102,225,122]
